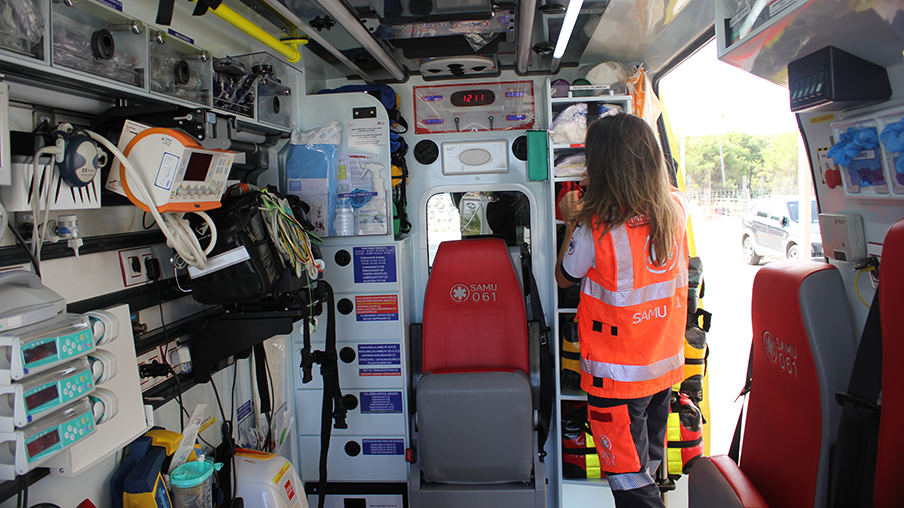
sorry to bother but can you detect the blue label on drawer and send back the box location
[361,391,403,414]
[168,29,194,45]
[505,91,525,97]
[358,344,401,366]
[355,295,398,322]
[359,368,401,377]
[353,246,396,284]
[363,439,405,455]
[424,118,443,125]
[97,0,123,11]
[424,95,443,101]
[507,115,526,121]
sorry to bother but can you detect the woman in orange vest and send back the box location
[556,113,689,508]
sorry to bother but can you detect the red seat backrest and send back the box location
[743,262,849,508]
[422,238,529,375]
[875,219,904,508]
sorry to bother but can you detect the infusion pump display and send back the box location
[414,81,535,134]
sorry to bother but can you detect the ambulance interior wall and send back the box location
[797,58,904,334]
[0,3,312,502]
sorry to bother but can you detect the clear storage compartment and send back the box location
[51,0,145,88]
[212,54,255,119]
[148,29,211,107]
[0,0,45,60]
[229,53,298,128]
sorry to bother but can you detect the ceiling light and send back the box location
[553,0,584,59]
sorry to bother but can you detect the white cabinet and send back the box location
[544,78,633,507]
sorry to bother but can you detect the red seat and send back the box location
[422,237,529,375]
[689,261,857,508]
[874,219,904,508]
[410,238,545,508]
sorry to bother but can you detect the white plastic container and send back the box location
[234,451,308,508]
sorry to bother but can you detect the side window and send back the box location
[768,202,783,222]
[751,203,767,218]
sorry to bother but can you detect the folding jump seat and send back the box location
[408,237,546,508]
[874,219,904,508]
[688,261,857,508]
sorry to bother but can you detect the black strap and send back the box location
[155,0,175,25]
[192,0,222,16]
[828,289,882,508]
[728,342,754,463]
[252,343,271,415]
[316,282,346,508]
[524,261,553,459]
[388,109,408,134]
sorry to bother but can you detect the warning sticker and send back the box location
[285,479,295,500]
[358,344,402,377]
[354,246,397,284]
[361,391,403,414]
[356,295,399,322]
[363,439,405,455]
[273,461,290,484]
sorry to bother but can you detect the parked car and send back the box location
[741,196,823,264]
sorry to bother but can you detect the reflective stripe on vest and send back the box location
[582,351,685,383]
[581,224,689,307]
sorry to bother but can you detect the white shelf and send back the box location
[551,94,633,104]
[545,77,635,506]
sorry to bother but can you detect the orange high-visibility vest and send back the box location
[577,211,689,400]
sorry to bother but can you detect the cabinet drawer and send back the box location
[298,435,408,482]
[294,342,405,390]
[296,389,406,436]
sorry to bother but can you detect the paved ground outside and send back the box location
[690,212,770,455]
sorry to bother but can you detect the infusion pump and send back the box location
[108,122,236,213]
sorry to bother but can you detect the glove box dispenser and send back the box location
[0,0,46,62]
[50,0,146,88]
[148,29,212,107]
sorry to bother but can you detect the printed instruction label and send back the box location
[155,152,180,190]
[354,246,397,283]
[358,344,401,377]
[356,295,399,322]
[362,438,405,455]
[361,391,403,414]
[348,119,388,147]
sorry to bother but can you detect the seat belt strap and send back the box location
[728,342,753,464]
[828,289,882,508]
[524,261,553,459]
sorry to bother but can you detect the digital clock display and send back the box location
[450,90,496,107]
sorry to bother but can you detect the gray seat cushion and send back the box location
[417,371,534,484]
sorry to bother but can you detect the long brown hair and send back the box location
[578,113,681,266]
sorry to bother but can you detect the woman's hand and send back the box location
[559,189,584,228]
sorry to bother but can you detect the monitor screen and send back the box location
[183,152,214,182]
